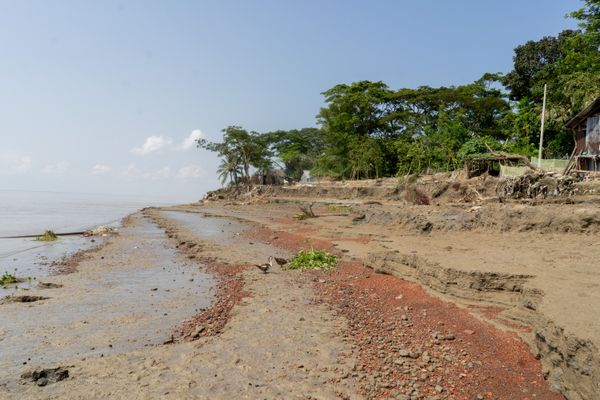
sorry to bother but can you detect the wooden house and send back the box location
[566,97,600,171]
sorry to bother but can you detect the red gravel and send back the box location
[173,259,248,341]
[244,224,336,253]
[311,262,564,400]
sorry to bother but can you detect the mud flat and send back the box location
[0,209,361,399]
[0,214,215,398]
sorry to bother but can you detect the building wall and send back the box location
[574,114,600,156]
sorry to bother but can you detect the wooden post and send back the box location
[538,84,547,168]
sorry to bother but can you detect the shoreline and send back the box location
[1,198,587,399]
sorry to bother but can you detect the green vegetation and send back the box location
[288,249,338,271]
[199,1,600,181]
[1,272,20,285]
[327,204,352,213]
[36,230,58,242]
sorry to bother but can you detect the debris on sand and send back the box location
[84,225,118,237]
[496,172,576,200]
[1,295,49,304]
[37,282,63,289]
[21,367,69,386]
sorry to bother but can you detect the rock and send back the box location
[37,282,63,289]
[191,325,205,338]
[2,295,49,304]
[21,367,69,386]
[398,349,411,357]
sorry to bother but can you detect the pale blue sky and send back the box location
[0,1,577,202]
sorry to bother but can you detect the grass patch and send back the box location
[288,249,338,271]
[0,272,21,285]
[36,230,58,242]
[327,204,352,212]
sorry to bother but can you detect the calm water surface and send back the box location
[0,191,164,279]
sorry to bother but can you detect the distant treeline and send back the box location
[199,0,600,184]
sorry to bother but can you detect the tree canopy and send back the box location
[199,0,600,184]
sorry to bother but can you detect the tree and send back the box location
[216,153,242,187]
[198,126,272,184]
[263,128,324,180]
[502,31,576,102]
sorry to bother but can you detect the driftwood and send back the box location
[563,148,577,175]
[0,231,86,239]
[294,203,316,220]
[496,172,576,200]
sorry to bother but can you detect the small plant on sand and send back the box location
[294,202,317,220]
[0,272,20,285]
[36,230,58,242]
[288,249,338,271]
[327,204,352,213]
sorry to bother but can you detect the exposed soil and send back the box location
[196,176,600,400]
[313,262,562,400]
[4,175,599,399]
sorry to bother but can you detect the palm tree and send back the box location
[217,154,242,187]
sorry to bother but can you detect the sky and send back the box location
[0,0,578,203]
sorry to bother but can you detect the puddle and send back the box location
[0,215,215,386]
[159,210,290,265]
[160,210,248,243]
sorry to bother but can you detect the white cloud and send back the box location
[177,129,205,151]
[41,161,69,174]
[144,167,171,180]
[0,154,33,174]
[132,135,172,155]
[91,164,111,175]
[177,165,206,179]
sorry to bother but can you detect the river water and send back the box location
[0,191,161,279]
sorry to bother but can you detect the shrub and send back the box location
[0,272,19,285]
[288,249,338,270]
[36,230,58,242]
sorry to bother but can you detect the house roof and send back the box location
[566,97,600,129]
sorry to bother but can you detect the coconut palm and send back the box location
[216,154,242,187]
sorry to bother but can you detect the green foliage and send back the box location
[198,1,598,184]
[198,126,273,185]
[36,230,58,242]
[288,249,338,270]
[327,204,352,212]
[0,272,19,285]
[263,128,324,180]
[457,137,502,162]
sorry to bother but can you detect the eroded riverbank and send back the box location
[1,199,581,399]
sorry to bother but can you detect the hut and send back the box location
[252,169,288,185]
[565,97,600,172]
